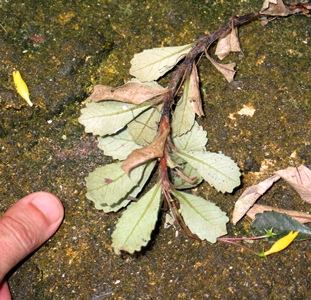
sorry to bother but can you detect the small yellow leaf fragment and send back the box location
[263,231,299,257]
[13,71,33,107]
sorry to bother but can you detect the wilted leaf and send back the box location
[97,129,141,160]
[171,190,229,242]
[112,183,162,254]
[78,101,152,136]
[130,43,193,82]
[176,150,240,193]
[206,53,236,83]
[261,0,291,16]
[171,75,195,137]
[247,204,311,224]
[90,82,167,104]
[276,165,311,204]
[127,104,163,146]
[188,64,204,116]
[173,121,207,152]
[215,27,242,60]
[251,211,311,241]
[171,161,203,190]
[122,126,170,175]
[86,162,146,207]
[232,174,281,225]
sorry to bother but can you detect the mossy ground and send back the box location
[0,0,311,299]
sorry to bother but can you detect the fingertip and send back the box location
[29,192,64,226]
[0,281,11,300]
[0,192,64,281]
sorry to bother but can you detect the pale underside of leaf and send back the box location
[97,129,141,160]
[171,75,195,137]
[172,121,207,152]
[171,190,228,243]
[95,161,156,212]
[112,183,162,254]
[130,43,194,82]
[86,162,146,207]
[176,150,240,193]
[78,101,152,136]
[122,126,170,175]
[127,103,163,146]
[232,174,281,225]
[90,82,167,104]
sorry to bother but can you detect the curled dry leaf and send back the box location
[247,204,311,224]
[215,27,242,60]
[122,126,170,175]
[232,174,281,225]
[261,0,291,16]
[189,64,204,117]
[205,53,236,83]
[276,165,311,204]
[90,82,167,104]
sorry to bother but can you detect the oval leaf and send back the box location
[79,101,151,136]
[86,162,146,206]
[130,44,193,82]
[172,190,229,242]
[97,129,141,160]
[127,104,162,146]
[112,183,162,254]
[176,150,240,193]
[172,121,207,152]
[171,75,195,137]
[251,211,311,241]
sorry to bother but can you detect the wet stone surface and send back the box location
[0,0,311,299]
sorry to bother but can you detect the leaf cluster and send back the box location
[78,0,311,254]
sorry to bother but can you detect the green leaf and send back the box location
[112,183,162,254]
[130,43,194,82]
[251,211,311,241]
[78,101,152,136]
[173,121,207,151]
[176,150,240,193]
[171,76,195,137]
[97,129,141,160]
[127,104,163,146]
[95,161,156,212]
[171,190,229,242]
[86,162,147,207]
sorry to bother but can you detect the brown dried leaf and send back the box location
[276,165,311,204]
[215,28,242,60]
[90,82,167,104]
[261,0,291,16]
[247,204,311,224]
[206,53,236,83]
[232,174,281,225]
[189,64,204,117]
[122,126,170,175]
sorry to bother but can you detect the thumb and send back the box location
[0,192,64,281]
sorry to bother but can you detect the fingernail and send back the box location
[31,193,63,225]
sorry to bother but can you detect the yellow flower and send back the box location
[13,71,33,107]
[259,231,298,257]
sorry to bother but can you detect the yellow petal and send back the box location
[264,231,298,256]
[13,71,33,107]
